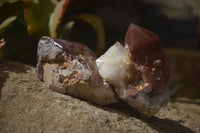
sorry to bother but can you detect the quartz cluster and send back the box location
[37,23,170,117]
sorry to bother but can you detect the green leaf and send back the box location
[0,0,19,7]
[72,13,106,54]
[0,12,37,65]
[171,83,186,97]
[24,0,55,36]
[0,0,38,7]
[0,52,3,58]
[0,16,17,31]
[57,21,75,38]
[0,0,37,24]
[49,0,71,38]
[66,0,92,16]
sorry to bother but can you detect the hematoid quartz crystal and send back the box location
[36,23,170,117]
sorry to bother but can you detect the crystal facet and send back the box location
[96,24,170,117]
[37,36,119,105]
[37,24,170,117]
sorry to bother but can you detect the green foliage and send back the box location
[57,21,75,39]
[0,0,37,24]
[49,0,70,37]
[1,12,37,65]
[171,83,186,97]
[0,0,106,63]
[0,0,22,7]
[24,0,55,36]
[72,13,106,54]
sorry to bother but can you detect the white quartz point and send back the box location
[96,42,132,98]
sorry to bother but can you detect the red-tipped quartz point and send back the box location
[96,24,170,117]
[125,23,169,94]
[124,24,170,116]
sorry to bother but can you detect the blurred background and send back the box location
[0,0,200,98]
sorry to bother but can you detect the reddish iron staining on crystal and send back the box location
[37,36,119,105]
[37,23,170,117]
[125,24,169,95]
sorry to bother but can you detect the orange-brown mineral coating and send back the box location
[37,36,119,105]
[125,24,169,94]
[37,37,99,82]
[37,36,96,80]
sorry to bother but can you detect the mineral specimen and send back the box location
[36,36,119,105]
[96,24,170,117]
[37,23,170,117]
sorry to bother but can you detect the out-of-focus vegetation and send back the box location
[0,0,105,64]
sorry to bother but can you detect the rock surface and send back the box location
[0,59,200,133]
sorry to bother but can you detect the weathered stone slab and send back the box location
[0,59,199,133]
